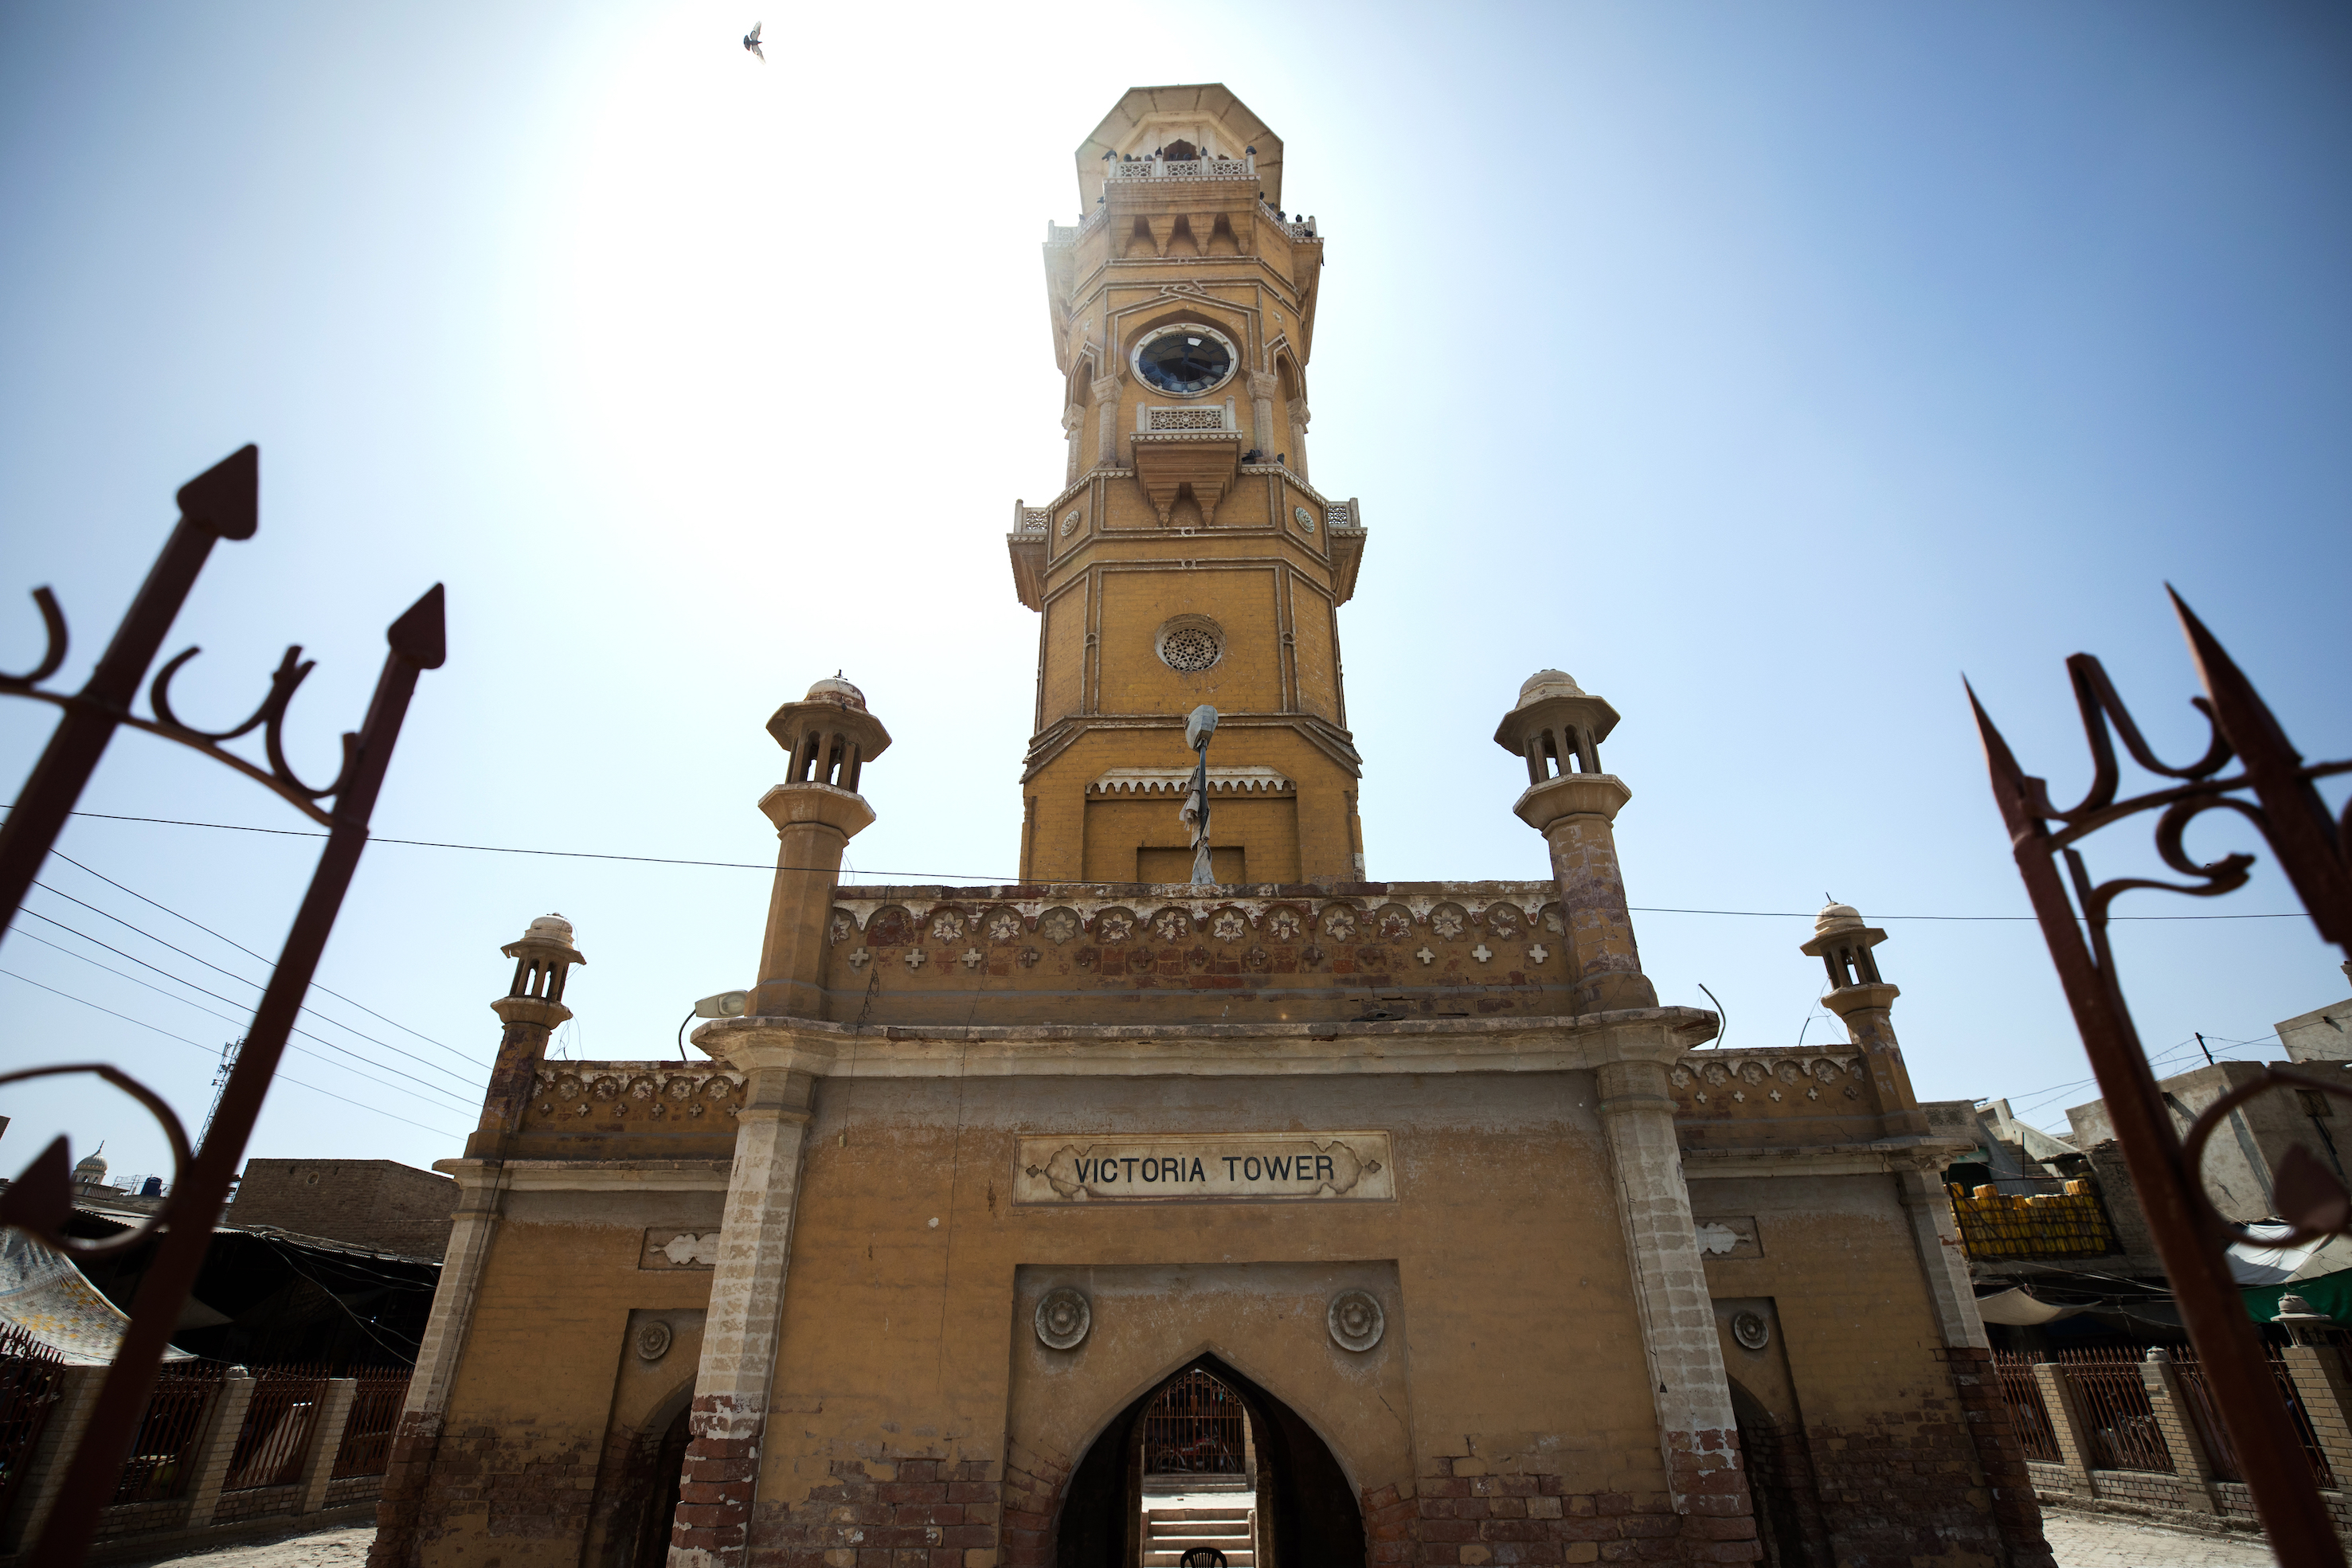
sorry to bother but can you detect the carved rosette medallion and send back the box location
[1730,1309,1771,1351]
[1035,1286,1092,1351]
[635,1320,674,1361]
[1327,1289,1384,1352]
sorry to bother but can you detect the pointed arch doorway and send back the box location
[1055,1355,1364,1568]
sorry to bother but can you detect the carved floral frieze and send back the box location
[819,887,1571,977]
[531,1064,746,1124]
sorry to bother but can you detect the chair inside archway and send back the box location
[1054,1354,1364,1568]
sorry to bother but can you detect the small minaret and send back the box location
[1800,901,1927,1134]
[749,675,890,1019]
[1494,670,1657,1013]
[464,913,585,1158]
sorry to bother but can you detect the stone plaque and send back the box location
[1693,1215,1761,1260]
[1014,1132,1393,1204]
[640,1228,720,1269]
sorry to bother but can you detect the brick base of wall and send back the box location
[213,1483,302,1524]
[327,1472,386,1509]
[1939,1346,2056,1568]
[745,1454,1004,1568]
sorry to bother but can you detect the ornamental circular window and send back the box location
[1133,323,1238,397]
[1156,616,1224,673]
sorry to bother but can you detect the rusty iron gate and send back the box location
[0,448,444,1565]
[1144,1370,1247,1476]
[1971,589,2352,1566]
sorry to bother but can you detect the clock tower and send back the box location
[1008,84,1368,885]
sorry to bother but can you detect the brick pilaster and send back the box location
[2031,1364,2096,1491]
[185,1370,256,1527]
[2282,1341,2352,1486]
[296,1376,358,1515]
[2138,1350,2220,1513]
[669,1069,816,1568]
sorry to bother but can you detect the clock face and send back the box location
[1135,326,1235,396]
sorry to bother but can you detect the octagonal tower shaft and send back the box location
[1008,85,1370,887]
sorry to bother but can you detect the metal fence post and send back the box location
[2140,1350,2222,1513]
[183,1369,255,1528]
[296,1378,358,1515]
[0,1365,105,1552]
[2032,1364,2097,1494]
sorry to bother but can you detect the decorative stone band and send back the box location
[1087,765,1294,797]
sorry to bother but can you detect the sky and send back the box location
[1,0,2347,1189]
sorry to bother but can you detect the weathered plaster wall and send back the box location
[416,1188,723,1568]
[742,1069,1671,1568]
[1693,1172,2004,1568]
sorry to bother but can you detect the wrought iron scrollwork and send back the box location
[0,444,445,1565]
[1970,586,2351,1566]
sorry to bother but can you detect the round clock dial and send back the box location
[1135,326,1235,396]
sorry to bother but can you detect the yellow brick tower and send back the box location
[1008,85,1368,886]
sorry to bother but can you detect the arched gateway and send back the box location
[1056,1358,1363,1568]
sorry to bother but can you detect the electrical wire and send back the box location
[2,807,2314,919]
[23,884,484,1089]
[0,968,468,1138]
[5,926,481,1119]
[44,848,479,1067]
[10,907,482,1108]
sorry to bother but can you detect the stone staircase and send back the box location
[1143,1501,1256,1568]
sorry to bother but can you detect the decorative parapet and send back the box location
[1672,1050,1868,1118]
[1045,222,1080,247]
[1014,502,1050,532]
[811,880,1583,1026]
[1088,766,1293,797]
[519,1062,746,1132]
[1949,1183,2116,1259]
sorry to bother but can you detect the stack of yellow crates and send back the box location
[1947,1179,2114,1259]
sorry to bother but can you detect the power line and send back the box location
[11,907,483,1105]
[5,926,479,1119]
[7,807,2315,921]
[45,848,477,1066]
[0,968,467,1139]
[26,880,485,1085]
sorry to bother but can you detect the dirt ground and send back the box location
[125,1511,2285,1568]
[125,1523,376,1568]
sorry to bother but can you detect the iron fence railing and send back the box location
[1992,1352,2061,1464]
[2053,1348,2174,1473]
[0,1324,66,1524]
[224,1365,327,1491]
[331,1368,412,1478]
[1144,1368,1246,1476]
[111,1365,225,1504]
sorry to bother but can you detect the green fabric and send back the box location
[2242,1265,2352,1324]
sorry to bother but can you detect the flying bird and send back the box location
[743,21,765,61]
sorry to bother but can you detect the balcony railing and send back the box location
[1139,401,1239,434]
[1111,156,1252,183]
